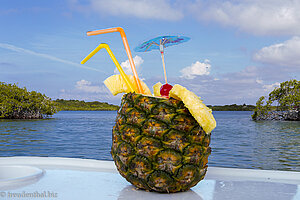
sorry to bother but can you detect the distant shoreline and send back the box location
[57,110,253,111]
[58,109,118,111]
[55,101,255,112]
[54,99,119,111]
[208,104,255,111]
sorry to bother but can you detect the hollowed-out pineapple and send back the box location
[105,75,216,193]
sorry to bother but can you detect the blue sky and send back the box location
[1,0,299,105]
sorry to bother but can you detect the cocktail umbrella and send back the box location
[135,36,190,83]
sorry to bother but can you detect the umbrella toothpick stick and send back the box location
[159,41,168,83]
[86,27,144,94]
[161,53,168,84]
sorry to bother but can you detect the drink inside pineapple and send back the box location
[111,93,212,193]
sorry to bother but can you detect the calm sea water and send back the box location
[0,111,299,171]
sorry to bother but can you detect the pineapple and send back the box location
[169,84,216,134]
[153,82,163,97]
[105,75,216,192]
[111,94,214,192]
[104,74,152,96]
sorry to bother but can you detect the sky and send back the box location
[0,0,299,105]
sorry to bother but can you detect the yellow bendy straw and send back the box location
[81,43,135,93]
[86,27,143,94]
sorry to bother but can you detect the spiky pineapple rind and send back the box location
[111,93,211,193]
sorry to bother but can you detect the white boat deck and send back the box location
[0,157,299,200]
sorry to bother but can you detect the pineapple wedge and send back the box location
[169,84,216,133]
[153,82,163,97]
[104,74,152,96]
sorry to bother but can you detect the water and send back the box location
[0,111,299,171]
[209,111,300,171]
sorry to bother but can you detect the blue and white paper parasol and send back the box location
[135,36,190,83]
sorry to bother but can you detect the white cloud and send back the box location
[0,43,103,73]
[59,81,121,104]
[0,9,18,15]
[263,82,280,92]
[70,0,300,35]
[256,78,263,84]
[71,0,183,21]
[253,36,300,67]
[75,79,104,93]
[180,60,211,79]
[190,0,300,35]
[153,64,294,105]
[114,55,144,75]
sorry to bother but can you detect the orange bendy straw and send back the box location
[86,27,143,94]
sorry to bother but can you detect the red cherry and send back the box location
[160,83,173,97]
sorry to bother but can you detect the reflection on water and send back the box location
[0,119,48,155]
[253,121,300,171]
[0,111,299,171]
[209,111,300,171]
[0,111,116,160]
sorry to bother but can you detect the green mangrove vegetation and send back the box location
[0,82,56,119]
[7,79,296,121]
[54,99,119,111]
[252,79,299,121]
[207,104,255,111]
[0,82,119,119]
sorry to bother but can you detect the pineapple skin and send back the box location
[111,93,211,193]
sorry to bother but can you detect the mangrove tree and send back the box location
[0,82,56,119]
[252,79,299,121]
